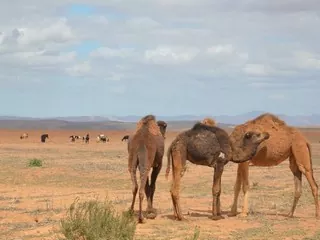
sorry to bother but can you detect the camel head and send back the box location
[229,126,270,163]
[157,120,167,138]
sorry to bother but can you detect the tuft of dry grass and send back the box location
[58,196,136,240]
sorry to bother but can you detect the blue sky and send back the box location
[0,1,320,117]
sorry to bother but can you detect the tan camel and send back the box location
[229,113,320,218]
[165,118,269,221]
[127,115,167,223]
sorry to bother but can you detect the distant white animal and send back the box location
[96,134,109,143]
[20,133,28,139]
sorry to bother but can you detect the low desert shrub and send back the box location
[28,158,43,167]
[58,197,136,240]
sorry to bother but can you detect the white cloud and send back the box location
[243,64,272,77]
[268,94,286,100]
[126,17,161,30]
[66,61,91,76]
[293,51,320,70]
[207,44,234,55]
[144,46,199,64]
[1,18,74,47]
[90,47,136,59]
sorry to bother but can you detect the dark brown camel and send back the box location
[165,120,269,221]
[127,115,167,223]
[229,113,320,218]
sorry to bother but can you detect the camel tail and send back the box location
[137,144,148,171]
[165,144,172,180]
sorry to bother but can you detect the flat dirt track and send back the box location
[1,128,320,240]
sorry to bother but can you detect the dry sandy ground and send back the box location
[1,128,320,240]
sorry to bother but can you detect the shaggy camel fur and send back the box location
[127,115,167,223]
[201,117,217,126]
[229,113,320,218]
[165,119,269,221]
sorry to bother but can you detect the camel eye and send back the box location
[245,132,252,139]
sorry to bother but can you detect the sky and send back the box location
[0,0,320,117]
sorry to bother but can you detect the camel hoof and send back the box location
[146,212,157,219]
[138,218,146,224]
[146,207,157,214]
[228,212,238,217]
[211,215,224,221]
[286,212,294,218]
[175,215,186,221]
[239,213,248,218]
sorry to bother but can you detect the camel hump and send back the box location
[201,118,217,126]
[135,114,162,136]
[251,113,287,126]
[191,122,221,133]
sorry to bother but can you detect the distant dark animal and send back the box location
[165,120,269,221]
[83,134,90,143]
[70,135,81,142]
[69,135,76,142]
[96,134,109,143]
[20,133,28,139]
[122,135,129,142]
[41,134,49,143]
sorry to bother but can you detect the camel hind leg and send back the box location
[291,139,320,218]
[137,145,154,223]
[148,162,162,211]
[128,153,138,212]
[288,155,302,218]
[170,149,186,220]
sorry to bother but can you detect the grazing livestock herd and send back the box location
[17,112,320,225]
[20,132,115,144]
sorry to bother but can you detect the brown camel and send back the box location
[165,119,269,221]
[127,115,167,223]
[229,113,320,219]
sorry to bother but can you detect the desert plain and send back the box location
[1,127,320,240]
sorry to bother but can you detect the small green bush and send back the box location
[186,226,200,240]
[58,197,136,240]
[28,158,43,167]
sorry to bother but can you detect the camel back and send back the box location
[134,114,162,136]
[242,113,290,132]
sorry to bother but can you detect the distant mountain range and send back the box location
[0,111,319,130]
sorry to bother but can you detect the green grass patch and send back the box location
[58,197,136,240]
[28,158,43,167]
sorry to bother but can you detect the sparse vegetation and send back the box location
[185,226,200,240]
[28,158,43,167]
[58,197,136,240]
[1,129,320,240]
